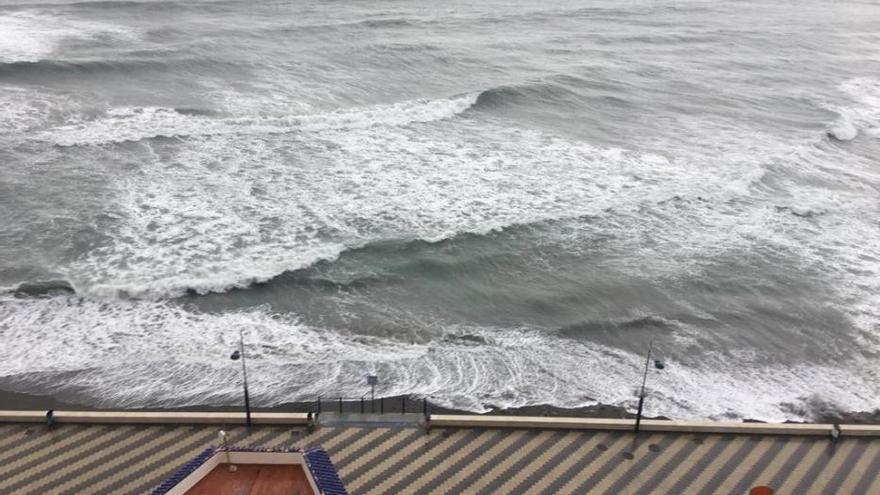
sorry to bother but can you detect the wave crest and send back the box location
[0,12,137,64]
[826,78,880,142]
[23,76,631,146]
[35,93,479,146]
[472,76,591,111]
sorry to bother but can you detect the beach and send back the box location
[1,0,879,422]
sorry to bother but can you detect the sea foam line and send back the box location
[0,293,876,421]
[33,93,480,147]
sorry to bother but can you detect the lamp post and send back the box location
[230,329,252,427]
[634,340,665,433]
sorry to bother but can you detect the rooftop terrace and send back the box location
[1,411,878,494]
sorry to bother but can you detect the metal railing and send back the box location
[315,395,429,418]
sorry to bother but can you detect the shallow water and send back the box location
[1,0,879,420]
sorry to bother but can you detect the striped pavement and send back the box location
[0,421,878,494]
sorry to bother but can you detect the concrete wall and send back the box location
[0,410,310,425]
[2,409,877,437]
[428,414,880,437]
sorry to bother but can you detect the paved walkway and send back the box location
[0,421,878,494]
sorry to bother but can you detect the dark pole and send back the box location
[239,329,252,427]
[634,340,653,434]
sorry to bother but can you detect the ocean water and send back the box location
[1,0,879,421]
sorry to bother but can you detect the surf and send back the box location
[33,93,480,147]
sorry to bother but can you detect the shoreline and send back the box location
[1,388,877,424]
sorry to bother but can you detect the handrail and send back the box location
[314,395,430,418]
[0,410,310,425]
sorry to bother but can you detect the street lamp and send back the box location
[230,329,252,427]
[634,340,665,433]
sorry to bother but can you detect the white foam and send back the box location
[6,82,880,418]
[61,114,771,300]
[0,12,137,63]
[0,294,876,418]
[36,93,480,147]
[0,86,86,136]
[0,87,45,134]
[54,94,880,314]
[826,77,880,141]
[827,121,858,141]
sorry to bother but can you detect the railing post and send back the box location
[402,396,406,414]
[338,397,342,414]
[423,398,428,418]
[380,397,384,414]
[360,396,365,414]
[317,397,321,414]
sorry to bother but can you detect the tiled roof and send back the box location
[305,447,349,495]
[150,447,214,495]
[0,422,878,494]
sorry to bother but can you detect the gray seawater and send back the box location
[1,0,879,420]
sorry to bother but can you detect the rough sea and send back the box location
[1,0,879,421]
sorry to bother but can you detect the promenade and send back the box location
[1,411,878,494]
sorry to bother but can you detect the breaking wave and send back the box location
[826,78,880,141]
[21,75,640,147]
[0,12,137,64]
[472,77,595,111]
[31,76,639,147]
[59,119,733,301]
[2,0,879,423]
[35,93,480,146]
[0,293,876,421]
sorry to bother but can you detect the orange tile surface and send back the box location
[185,464,314,495]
